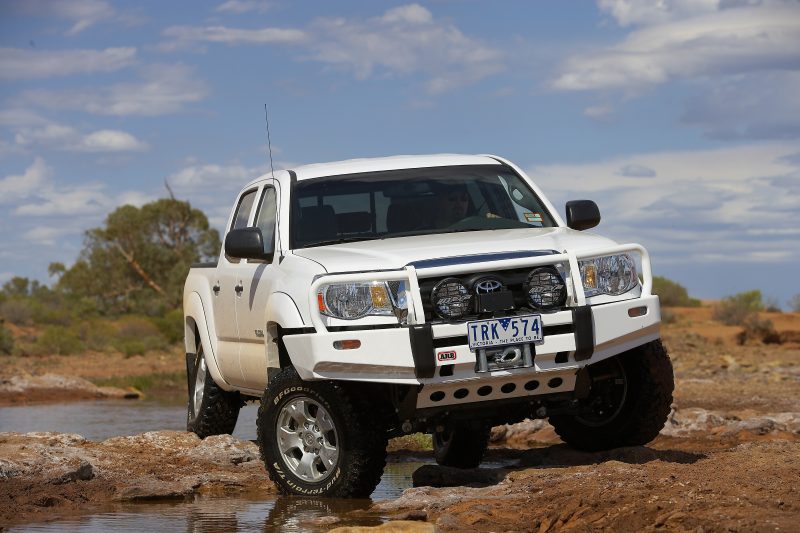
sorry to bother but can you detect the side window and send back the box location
[231,189,258,231]
[254,187,278,255]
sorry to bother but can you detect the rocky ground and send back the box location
[0,308,798,531]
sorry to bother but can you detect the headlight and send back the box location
[318,281,408,321]
[579,254,638,297]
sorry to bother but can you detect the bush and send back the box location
[149,308,185,345]
[0,320,14,355]
[764,297,782,313]
[736,316,782,345]
[110,316,168,356]
[35,325,85,355]
[652,276,700,307]
[713,290,764,326]
[0,299,35,325]
[78,319,117,351]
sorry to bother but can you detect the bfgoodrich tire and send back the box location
[186,344,241,439]
[433,423,491,468]
[549,339,674,452]
[257,367,388,497]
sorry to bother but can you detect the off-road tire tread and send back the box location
[550,339,674,451]
[257,367,388,498]
[187,350,241,439]
[434,425,491,468]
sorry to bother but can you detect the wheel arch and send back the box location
[184,291,231,390]
[264,291,306,377]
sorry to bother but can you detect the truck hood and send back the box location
[291,227,619,273]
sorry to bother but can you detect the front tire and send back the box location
[186,343,241,439]
[433,424,491,468]
[549,339,674,451]
[257,367,387,497]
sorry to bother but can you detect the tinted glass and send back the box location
[231,189,257,231]
[254,187,277,253]
[290,165,555,249]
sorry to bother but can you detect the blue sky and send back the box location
[1,0,799,305]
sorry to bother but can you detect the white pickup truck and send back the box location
[183,154,673,497]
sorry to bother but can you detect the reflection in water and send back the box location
[10,459,427,533]
[0,401,260,441]
[1,400,438,531]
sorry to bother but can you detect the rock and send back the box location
[54,460,94,484]
[412,464,507,487]
[0,373,140,405]
[490,418,560,447]
[661,408,800,439]
[116,480,193,501]
[330,521,435,533]
[187,434,258,465]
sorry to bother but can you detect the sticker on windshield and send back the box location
[524,212,543,223]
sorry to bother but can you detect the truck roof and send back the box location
[245,153,502,187]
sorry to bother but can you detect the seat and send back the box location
[296,205,338,244]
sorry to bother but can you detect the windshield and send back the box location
[290,164,556,249]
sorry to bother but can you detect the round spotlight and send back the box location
[525,267,566,309]
[431,278,472,319]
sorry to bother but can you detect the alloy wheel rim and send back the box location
[276,397,339,483]
[193,354,206,414]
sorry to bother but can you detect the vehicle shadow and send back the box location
[412,444,706,489]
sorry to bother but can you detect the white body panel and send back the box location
[183,153,663,411]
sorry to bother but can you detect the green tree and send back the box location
[713,290,764,325]
[651,276,700,307]
[56,199,220,314]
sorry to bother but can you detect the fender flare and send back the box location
[184,291,233,391]
[264,291,305,371]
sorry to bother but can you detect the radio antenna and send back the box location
[264,104,284,262]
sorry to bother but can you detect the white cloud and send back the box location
[16,64,208,116]
[307,4,504,93]
[161,26,307,49]
[0,47,136,81]
[23,226,76,246]
[160,4,503,93]
[583,104,614,120]
[617,163,656,177]
[528,142,800,264]
[0,157,51,202]
[682,71,800,140]
[11,119,149,153]
[168,162,262,188]
[553,3,800,91]
[215,0,274,14]
[598,0,721,27]
[6,0,116,35]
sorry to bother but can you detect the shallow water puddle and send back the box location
[7,459,425,532]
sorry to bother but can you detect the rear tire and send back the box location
[257,367,387,497]
[549,339,674,451]
[186,343,241,439]
[433,423,491,468]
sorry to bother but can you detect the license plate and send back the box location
[467,314,543,350]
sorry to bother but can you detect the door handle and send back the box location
[212,283,220,295]
[234,283,244,294]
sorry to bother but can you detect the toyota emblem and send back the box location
[475,278,502,294]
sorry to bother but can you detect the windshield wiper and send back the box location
[304,236,376,248]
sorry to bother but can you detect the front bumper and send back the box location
[281,242,660,409]
[282,295,660,406]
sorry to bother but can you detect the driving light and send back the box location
[579,254,638,297]
[525,267,567,309]
[431,278,472,320]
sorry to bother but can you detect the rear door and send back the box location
[212,187,258,385]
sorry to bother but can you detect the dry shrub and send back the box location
[713,290,764,326]
[0,299,34,326]
[652,276,700,307]
[736,317,782,345]
[35,325,85,355]
[0,319,13,355]
[111,316,168,356]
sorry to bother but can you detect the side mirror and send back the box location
[565,200,600,231]
[225,228,273,261]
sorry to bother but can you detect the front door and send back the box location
[212,187,259,386]
[235,183,279,390]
